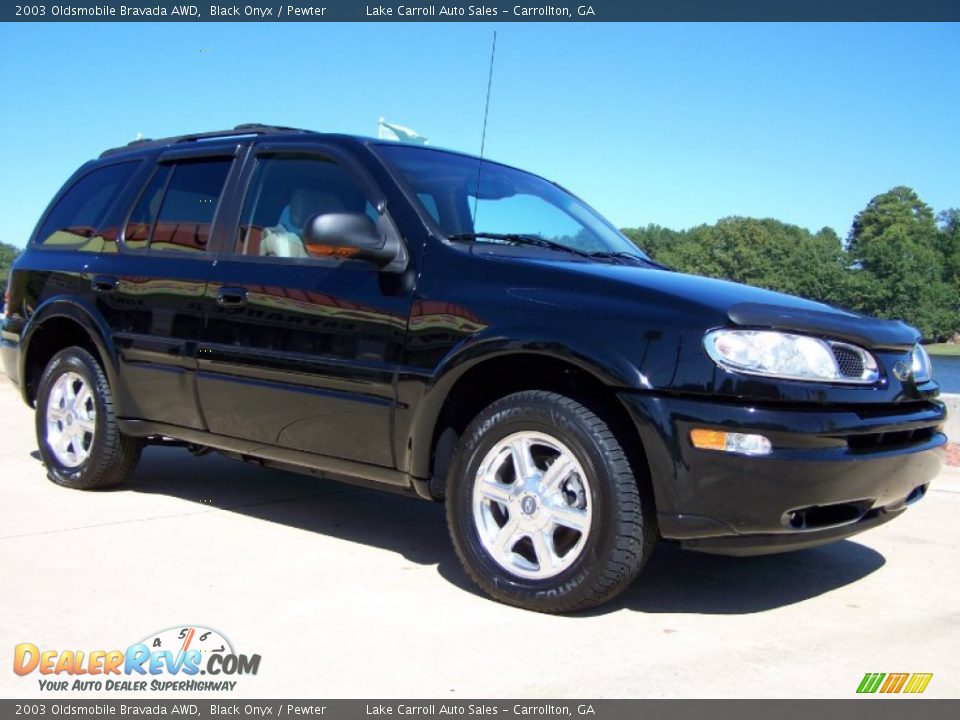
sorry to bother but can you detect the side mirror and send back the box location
[301,212,399,268]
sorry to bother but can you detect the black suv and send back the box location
[1,125,946,612]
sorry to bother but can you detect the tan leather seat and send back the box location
[260,189,346,258]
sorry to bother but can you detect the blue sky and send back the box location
[0,22,957,247]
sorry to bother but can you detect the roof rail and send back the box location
[99,123,314,158]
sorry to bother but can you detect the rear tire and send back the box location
[446,390,655,613]
[35,347,143,489]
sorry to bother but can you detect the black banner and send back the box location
[4,0,960,22]
[2,701,960,720]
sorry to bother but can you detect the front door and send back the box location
[196,147,412,468]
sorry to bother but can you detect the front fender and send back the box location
[430,323,653,390]
[402,324,665,479]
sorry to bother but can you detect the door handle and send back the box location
[91,275,119,292]
[216,287,249,306]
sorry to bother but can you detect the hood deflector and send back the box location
[726,302,919,350]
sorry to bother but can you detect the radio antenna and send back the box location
[472,30,497,226]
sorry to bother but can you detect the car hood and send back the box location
[527,258,921,350]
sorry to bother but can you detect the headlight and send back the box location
[704,329,879,384]
[911,344,932,382]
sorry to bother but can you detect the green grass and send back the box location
[926,343,960,357]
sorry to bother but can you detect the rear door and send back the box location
[84,146,246,429]
[196,144,413,467]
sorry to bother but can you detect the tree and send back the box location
[622,187,959,341]
[935,209,960,338]
[848,186,938,261]
[846,187,957,339]
[0,241,20,284]
[0,243,20,280]
[937,209,960,286]
[625,218,852,309]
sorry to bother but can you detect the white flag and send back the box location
[378,118,429,145]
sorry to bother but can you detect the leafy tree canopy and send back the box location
[624,188,959,341]
[0,241,20,286]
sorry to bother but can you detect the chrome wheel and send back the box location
[472,431,592,580]
[45,371,96,468]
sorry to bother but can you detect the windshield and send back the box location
[375,144,648,258]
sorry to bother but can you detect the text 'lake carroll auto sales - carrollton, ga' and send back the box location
[364,705,597,717]
[364,5,597,18]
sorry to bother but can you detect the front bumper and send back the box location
[618,392,946,555]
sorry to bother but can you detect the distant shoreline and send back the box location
[927,343,960,357]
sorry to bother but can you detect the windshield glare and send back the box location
[375,144,647,257]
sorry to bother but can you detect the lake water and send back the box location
[933,354,960,394]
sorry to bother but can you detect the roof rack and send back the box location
[99,123,314,158]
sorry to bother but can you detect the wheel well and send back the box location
[24,317,103,405]
[428,355,653,503]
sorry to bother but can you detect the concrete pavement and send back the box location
[1,375,957,699]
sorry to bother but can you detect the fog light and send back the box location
[690,428,772,456]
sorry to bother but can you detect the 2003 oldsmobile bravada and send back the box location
[0,125,946,612]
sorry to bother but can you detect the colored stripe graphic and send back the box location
[857,672,932,694]
[857,673,885,693]
[904,674,933,694]
[880,673,909,693]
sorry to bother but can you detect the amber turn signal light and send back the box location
[690,428,772,456]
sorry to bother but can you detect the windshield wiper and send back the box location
[448,232,593,258]
[586,250,644,260]
[586,250,670,269]
[448,232,668,268]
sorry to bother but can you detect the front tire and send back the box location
[35,347,143,489]
[446,391,655,613]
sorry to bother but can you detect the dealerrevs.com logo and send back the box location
[13,626,261,692]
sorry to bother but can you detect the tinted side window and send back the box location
[124,166,171,250]
[235,156,376,260]
[123,159,231,253]
[35,161,138,251]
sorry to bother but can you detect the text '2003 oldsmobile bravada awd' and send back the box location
[0,125,947,612]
